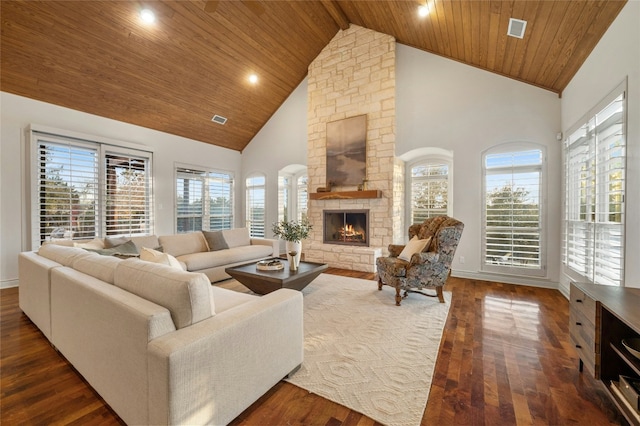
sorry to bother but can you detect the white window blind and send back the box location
[176,168,205,232]
[564,90,625,286]
[176,167,233,233]
[483,148,544,276]
[246,175,265,237]
[278,175,290,222]
[410,163,449,224]
[297,175,308,222]
[105,151,152,236]
[31,130,153,246]
[37,140,99,241]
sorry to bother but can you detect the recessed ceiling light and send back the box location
[248,74,258,84]
[418,4,430,17]
[140,9,156,24]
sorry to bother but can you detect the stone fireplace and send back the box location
[323,209,369,247]
[304,25,404,272]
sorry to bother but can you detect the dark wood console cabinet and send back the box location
[570,282,640,425]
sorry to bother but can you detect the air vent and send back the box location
[211,115,227,125]
[507,18,527,39]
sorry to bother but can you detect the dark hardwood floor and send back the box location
[1,268,623,425]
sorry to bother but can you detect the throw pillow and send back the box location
[398,236,432,262]
[202,230,229,251]
[85,240,140,257]
[104,236,130,248]
[140,247,184,270]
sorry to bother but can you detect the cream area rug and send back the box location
[220,274,451,426]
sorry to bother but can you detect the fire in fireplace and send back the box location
[323,209,369,246]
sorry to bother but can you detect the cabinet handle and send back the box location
[576,344,582,349]
[575,322,582,326]
[576,299,583,303]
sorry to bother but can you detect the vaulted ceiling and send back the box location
[1,0,626,152]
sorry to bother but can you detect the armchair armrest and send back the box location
[250,237,279,257]
[410,251,439,265]
[387,244,404,257]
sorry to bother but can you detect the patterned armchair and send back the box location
[376,216,464,306]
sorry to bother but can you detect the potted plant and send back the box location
[272,218,313,268]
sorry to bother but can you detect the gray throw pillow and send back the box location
[104,236,130,248]
[87,240,139,257]
[202,230,229,251]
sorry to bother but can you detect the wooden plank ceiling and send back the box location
[1,0,626,152]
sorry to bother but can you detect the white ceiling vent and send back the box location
[507,18,527,39]
[211,114,227,125]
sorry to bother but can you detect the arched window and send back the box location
[404,148,453,227]
[277,165,307,223]
[246,174,265,237]
[482,143,546,276]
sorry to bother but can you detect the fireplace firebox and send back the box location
[323,209,369,246]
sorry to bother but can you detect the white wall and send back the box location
[0,92,241,288]
[242,42,563,288]
[241,79,308,238]
[395,44,562,288]
[560,1,640,291]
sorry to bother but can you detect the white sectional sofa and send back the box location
[18,242,303,425]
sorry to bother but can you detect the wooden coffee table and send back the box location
[225,259,328,295]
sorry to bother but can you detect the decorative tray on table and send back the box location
[256,259,284,271]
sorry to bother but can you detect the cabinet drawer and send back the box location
[570,309,597,375]
[570,284,597,323]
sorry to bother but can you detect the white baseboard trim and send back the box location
[1,278,19,289]
[451,269,559,290]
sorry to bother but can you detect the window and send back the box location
[564,86,626,286]
[408,161,450,225]
[31,128,152,247]
[277,167,308,223]
[246,174,265,237]
[176,166,233,233]
[483,145,545,276]
[297,175,308,221]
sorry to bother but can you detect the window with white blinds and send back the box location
[176,167,233,233]
[409,162,449,224]
[105,151,152,236]
[246,174,265,238]
[297,175,308,222]
[483,146,544,276]
[31,130,153,246]
[564,87,625,286]
[278,175,290,222]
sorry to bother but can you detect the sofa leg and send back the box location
[436,286,445,303]
[378,277,383,291]
[395,287,402,306]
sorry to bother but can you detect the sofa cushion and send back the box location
[140,247,184,270]
[129,235,161,252]
[210,286,257,313]
[73,238,105,250]
[159,232,208,257]
[221,228,250,248]
[114,259,213,329]
[177,245,273,271]
[38,244,94,266]
[202,230,229,251]
[71,252,122,284]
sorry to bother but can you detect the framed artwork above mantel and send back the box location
[326,114,367,187]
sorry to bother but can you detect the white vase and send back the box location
[286,240,302,268]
